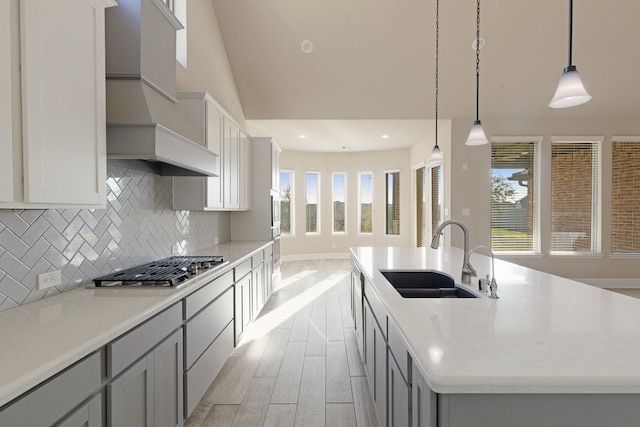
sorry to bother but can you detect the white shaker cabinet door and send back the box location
[0,0,13,202]
[20,0,107,205]
[205,98,224,209]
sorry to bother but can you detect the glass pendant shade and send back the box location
[464,120,489,146]
[427,145,444,167]
[549,66,591,108]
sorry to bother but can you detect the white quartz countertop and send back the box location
[0,241,270,408]
[351,246,640,394]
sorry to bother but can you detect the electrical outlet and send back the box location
[462,208,471,216]
[214,237,219,245]
[37,270,61,291]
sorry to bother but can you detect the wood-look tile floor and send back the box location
[185,259,378,427]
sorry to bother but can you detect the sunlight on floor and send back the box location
[275,269,316,290]
[239,271,350,343]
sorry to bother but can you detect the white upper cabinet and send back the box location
[0,1,13,203]
[173,92,250,211]
[223,117,240,210]
[0,0,114,208]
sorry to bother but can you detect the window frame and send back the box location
[358,171,374,236]
[490,136,542,255]
[305,171,321,236]
[279,169,294,237]
[331,172,347,235]
[385,169,401,236]
[549,136,602,256]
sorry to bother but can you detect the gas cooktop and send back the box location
[93,255,226,288]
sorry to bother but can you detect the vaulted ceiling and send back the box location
[211,0,640,151]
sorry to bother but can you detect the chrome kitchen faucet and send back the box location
[430,220,476,284]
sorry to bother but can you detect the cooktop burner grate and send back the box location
[93,255,225,287]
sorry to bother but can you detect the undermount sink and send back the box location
[380,270,478,299]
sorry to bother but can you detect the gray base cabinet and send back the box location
[108,329,184,427]
[363,295,387,426]
[185,322,234,416]
[411,372,437,427]
[58,393,103,427]
[183,278,235,418]
[252,260,265,320]
[234,272,252,342]
[0,352,102,427]
[388,357,410,427]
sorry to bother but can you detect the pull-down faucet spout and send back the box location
[430,220,476,284]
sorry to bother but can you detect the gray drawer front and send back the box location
[264,244,273,257]
[235,258,251,280]
[185,321,234,417]
[0,351,102,427]
[185,287,234,369]
[251,251,264,268]
[388,316,410,383]
[184,269,234,320]
[364,279,387,340]
[108,303,182,377]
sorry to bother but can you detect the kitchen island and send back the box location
[351,246,640,426]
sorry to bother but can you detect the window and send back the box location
[280,170,293,235]
[305,172,320,234]
[430,165,443,240]
[550,139,601,254]
[416,167,426,246]
[358,172,373,234]
[611,139,640,253]
[332,173,347,234]
[174,0,187,68]
[386,171,400,235]
[491,140,539,253]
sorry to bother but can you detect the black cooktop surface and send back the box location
[93,255,225,287]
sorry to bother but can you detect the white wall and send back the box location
[280,149,412,259]
[449,116,640,281]
[175,0,245,126]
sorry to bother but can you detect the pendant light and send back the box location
[465,0,489,146]
[549,0,591,108]
[427,0,444,167]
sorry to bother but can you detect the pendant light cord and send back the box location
[567,0,573,67]
[475,0,481,122]
[434,0,439,148]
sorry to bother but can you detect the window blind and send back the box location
[550,141,600,253]
[490,141,538,252]
[611,141,640,253]
[416,167,426,246]
[430,165,442,240]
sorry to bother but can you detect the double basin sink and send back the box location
[380,270,478,299]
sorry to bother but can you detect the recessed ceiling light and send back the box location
[381,134,390,139]
[300,40,314,54]
[299,134,306,139]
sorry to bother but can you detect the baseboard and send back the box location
[577,278,640,289]
[281,252,351,263]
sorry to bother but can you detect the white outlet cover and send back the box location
[462,208,471,216]
[37,270,61,290]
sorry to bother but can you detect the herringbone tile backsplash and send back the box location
[0,160,230,312]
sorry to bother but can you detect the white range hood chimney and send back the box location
[105,0,218,176]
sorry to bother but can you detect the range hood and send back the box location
[105,0,217,177]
